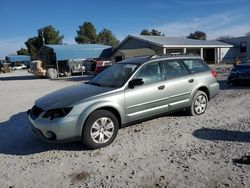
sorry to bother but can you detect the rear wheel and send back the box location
[188,90,208,116]
[46,68,58,79]
[82,110,119,149]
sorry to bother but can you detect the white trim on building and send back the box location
[113,35,233,63]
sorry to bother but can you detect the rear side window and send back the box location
[162,60,188,79]
[182,59,209,73]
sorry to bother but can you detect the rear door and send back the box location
[160,59,196,111]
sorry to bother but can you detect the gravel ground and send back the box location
[0,70,249,188]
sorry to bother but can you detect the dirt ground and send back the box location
[0,70,249,188]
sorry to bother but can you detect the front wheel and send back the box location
[188,91,208,116]
[82,110,119,149]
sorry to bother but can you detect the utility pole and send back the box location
[38,28,45,45]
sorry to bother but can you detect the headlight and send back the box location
[43,107,73,120]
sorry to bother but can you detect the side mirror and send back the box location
[128,78,144,89]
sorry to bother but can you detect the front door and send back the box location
[125,61,168,122]
[124,59,196,122]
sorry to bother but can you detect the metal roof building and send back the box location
[129,35,231,47]
[38,44,112,77]
[112,35,233,64]
[220,35,250,61]
[5,55,31,63]
[39,44,112,62]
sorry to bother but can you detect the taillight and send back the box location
[211,69,217,78]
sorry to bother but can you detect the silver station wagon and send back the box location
[28,55,219,149]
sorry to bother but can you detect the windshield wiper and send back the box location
[104,84,118,88]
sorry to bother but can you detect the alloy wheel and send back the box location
[194,95,207,114]
[90,117,115,144]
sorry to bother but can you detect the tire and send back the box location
[46,68,58,79]
[188,90,208,116]
[82,110,119,149]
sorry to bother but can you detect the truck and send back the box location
[28,59,110,79]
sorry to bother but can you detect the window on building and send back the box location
[240,41,247,53]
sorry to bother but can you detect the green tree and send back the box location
[75,22,97,44]
[140,29,152,35]
[97,28,119,47]
[17,48,29,55]
[25,36,41,57]
[42,25,64,44]
[140,29,164,36]
[151,29,164,36]
[24,25,64,57]
[187,31,207,40]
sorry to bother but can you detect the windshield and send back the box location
[88,63,139,88]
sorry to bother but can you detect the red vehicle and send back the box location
[95,61,112,74]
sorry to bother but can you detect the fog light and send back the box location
[44,131,56,140]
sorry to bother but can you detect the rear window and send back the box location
[182,59,209,73]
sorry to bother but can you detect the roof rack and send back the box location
[148,52,197,59]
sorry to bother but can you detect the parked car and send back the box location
[95,61,112,74]
[28,55,219,149]
[12,64,27,70]
[228,57,250,86]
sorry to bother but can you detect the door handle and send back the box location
[158,85,165,90]
[188,79,194,83]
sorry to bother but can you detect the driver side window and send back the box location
[134,62,162,85]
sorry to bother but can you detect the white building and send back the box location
[220,35,250,62]
[112,35,233,64]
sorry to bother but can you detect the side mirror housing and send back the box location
[128,78,144,89]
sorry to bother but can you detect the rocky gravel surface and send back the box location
[0,70,249,188]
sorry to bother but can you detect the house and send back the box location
[220,35,250,62]
[112,35,233,64]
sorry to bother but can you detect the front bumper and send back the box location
[28,113,81,143]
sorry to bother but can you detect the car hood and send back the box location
[35,83,114,110]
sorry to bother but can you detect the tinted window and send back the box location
[162,60,188,79]
[182,59,209,73]
[135,62,162,85]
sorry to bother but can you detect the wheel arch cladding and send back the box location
[197,86,209,100]
[83,106,122,130]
